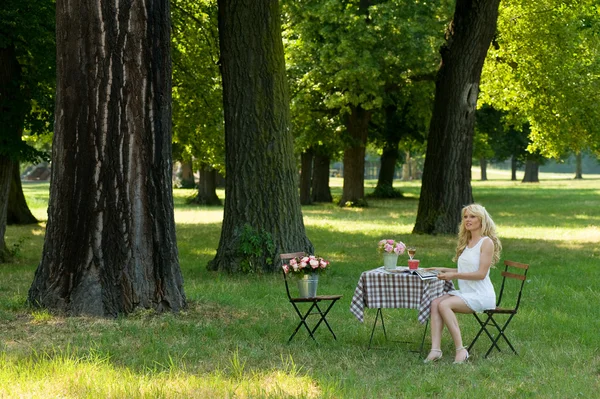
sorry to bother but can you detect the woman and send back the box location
[423,203,502,364]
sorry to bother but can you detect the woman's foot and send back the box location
[423,349,443,363]
[453,346,469,364]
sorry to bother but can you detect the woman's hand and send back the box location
[437,271,457,281]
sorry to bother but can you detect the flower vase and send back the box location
[297,273,319,298]
[383,253,399,270]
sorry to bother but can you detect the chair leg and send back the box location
[484,314,518,358]
[368,308,387,349]
[288,302,318,342]
[309,300,339,340]
[469,313,502,354]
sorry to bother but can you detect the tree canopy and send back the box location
[480,0,600,158]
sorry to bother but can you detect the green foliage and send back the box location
[282,0,452,158]
[170,0,224,173]
[0,0,56,131]
[237,224,275,274]
[480,0,600,158]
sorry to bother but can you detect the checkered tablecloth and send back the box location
[350,267,454,324]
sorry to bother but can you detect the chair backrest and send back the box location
[280,252,305,300]
[496,260,529,311]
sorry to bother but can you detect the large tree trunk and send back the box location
[511,155,518,181]
[28,0,185,316]
[193,164,221,205]
[7,160,39,225]
[209,0,312,273]
[413,0,500,234]
[300,148,314,205]
[340,105,371,206]
[522,160,539,183]
[479,157,488,181]
[0,45,25,262]
[574,152,583,179]
[311,152,332,203]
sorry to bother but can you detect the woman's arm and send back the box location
[423,267,455,272]
[437,238,494,281]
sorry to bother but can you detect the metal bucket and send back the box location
[297,273,319,298]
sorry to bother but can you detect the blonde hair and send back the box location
[453,203,502,266]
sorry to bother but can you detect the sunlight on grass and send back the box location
[0,351,322,399]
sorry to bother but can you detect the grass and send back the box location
[2,170,600,398]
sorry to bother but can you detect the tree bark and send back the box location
[413,0,500,234]
[511,155,518,181]
[0,44,25,262]
[340,105,371,206]
[574,152,583,179]
[374,105,403,198]
[311,152,332,203]
[28,0,185,316]
[7,160,39,225]
[522,160,539,183]
[180,160,195,188]
[300,148,314,205]
[0,159,11,262]
[209,0,312,273]
[193,164,221,205]
[479,157,488,181]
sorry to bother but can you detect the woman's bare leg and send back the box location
[425,295,450,361]
[437,296,473,362]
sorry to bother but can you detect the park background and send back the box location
[2,0,600,397]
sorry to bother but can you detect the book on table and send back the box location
[410,269,439,281]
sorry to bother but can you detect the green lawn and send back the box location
[1,171,599,398]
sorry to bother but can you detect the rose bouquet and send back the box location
[282,254,330,276]
[377,239,406,255]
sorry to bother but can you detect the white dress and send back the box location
[448,236,496,312]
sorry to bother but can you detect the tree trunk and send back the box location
[511,155,518,181]
[209,0,312,273]
[311,152,332,203]
[7,160,39,225]
[574,152,583,179]
[193,164,221,205]
[479,157,488,181]
[0,44,25,262]
[374,105,403,198]
[0,158,11,262]
[413,0,500,235]
[28,0,185,316]
[522,160,539,183]
[300,148,314,205]
[180,160,195,188]
[340,105,371,206]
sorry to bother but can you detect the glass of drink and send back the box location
[407,247,416,260]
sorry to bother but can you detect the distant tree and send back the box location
[414,0,501,235]
[28,0,185,316]
[171,0,223,205]
[208,0,312,273]
[0,0,54,261]
[282,0,450,207]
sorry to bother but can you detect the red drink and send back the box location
[408,259,420,270]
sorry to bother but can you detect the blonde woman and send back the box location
[423,204,502,364]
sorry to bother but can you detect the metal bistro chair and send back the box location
[468,260,530,358]
[281,252,342,342]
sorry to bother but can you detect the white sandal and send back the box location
[423,349,443,363]
[453,346,469,364]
